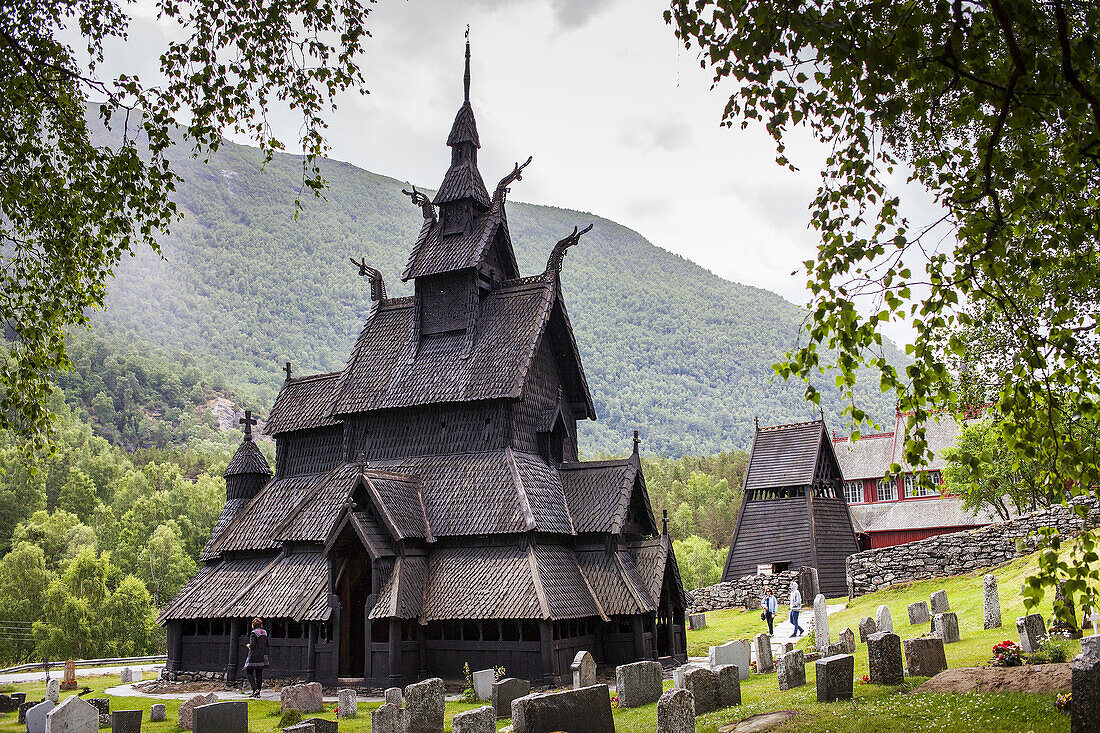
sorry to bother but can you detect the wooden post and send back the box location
[664,603,676,660]
[649,613,659,660]
[539,620,555,685]
[227,618,241,681]
[307,622,318,682]
[417,624,427,677]
[167,621,184,673]
[388,619,402,685]
[331,595,342,680]
[631,615,645,661]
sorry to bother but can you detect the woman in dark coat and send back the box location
[243,617,269,697]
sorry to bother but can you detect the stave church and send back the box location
[159,41,689,687]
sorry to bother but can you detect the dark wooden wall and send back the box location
[810,496,860,597]
[510,339,578,463]
[723,495,813,582]
[342,403,508,462]
[279,426,344,477]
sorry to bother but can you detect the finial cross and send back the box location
[633,429,641,454]
[239,410,258,440]
[284,362,293,381]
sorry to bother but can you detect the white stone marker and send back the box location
[814,594,830,654]
[875,604,894,633]
[983,574,1002,630]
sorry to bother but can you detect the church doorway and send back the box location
[338,555,371,678]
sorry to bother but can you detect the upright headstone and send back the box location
[370,703,403,733]
[452,706,495,733]
[510,684,615,733]
[280,683,323,714]
[193,701,247,733]
[571,651,596,689]
[45,679,60,704]
[688,613,707,631]
[118,668,133,685]
[933,612,961,643]
[384,687,403,707]
[337,688,357,718]
[282,723,314,733]
[673,664,702,688]
[754,633,774,673]
[904,637,948,677]
[930,590,950,615]
[19,698,43,726]
[472,669,496,700]
[825,641,847,657]
[777,649,806,690]
[780,641,794,655]
[44,695,96,733]
[814,594,830,653]
[983,574,1002,630]
[1082,634,1100,663]
[682,666,719,716]
[0,695,17,715]
[657,688,695,733]
[303,719,337,733]
[715,664,741,707]
[491,678,530,720]
[177,693,218,731]
[799,565,820,601]
[60,660,77,691]
[907,601,930,625]
[875,604,894,633]
[86,699,108,717]
[709,640,749,680]
[150,704,165,723]
[858,617,877,643]
[1073,656,1100,733]
[25,699,54,733]
[839,627,856,654]
[615,660,663,708]
[110,709,143,733]
[867,631,904,685]
[1054,581,1081,636]
[403,677,445,733]
[1017,613,1047,653]
[815,654,855,702]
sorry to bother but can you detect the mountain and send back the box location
[91,130,897,457]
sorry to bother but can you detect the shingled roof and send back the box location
[559,455,656,535]
[264,372,342,436]
[224,440,272,476]
[369,555,427,620]
[433,158,491,208]
[576,548,656,616]
[744,420,829,490]
[834,432,895,480]
[402,190,515,280]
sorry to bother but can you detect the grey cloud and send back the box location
[620,119,691,153]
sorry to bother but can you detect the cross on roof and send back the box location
[633,429,641,454]
[239,410,257,441]
[284,362,293,381]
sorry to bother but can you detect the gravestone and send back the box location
[87,699,108,716]
[780,641,794,655]
[282,724,314,733]
[177,693,217,731]
[815,654,854,702]
[715,664,741,707]
[20,698,44,725]
[110,709,142,733]
[118,668,133,685]
[44,695,96,733]
[1054,581,1081,636]
[673,664,703,688]
[492,677,530,719]
[0,695,16,714]
[754,632,774,673]
[193,701,247,733]
[858,617,877,643]
[615,660,663,708]
[337,688,357,718]
[472,668,496,700]
[384,686,403,707]
[689,613,707,631]
[709,640,750,680]
[908,601,930,625]
[302,719,336,733]
[682,666,719,716]
[1072,656,1099,733]
[149,705,165,723]
[60,660,77,691]
[11,692,26,706]
[280,682,323,714]
[99,715,111,729]
[571,651,596,689]
[839,627,856,654]
[403,677,445,733]
[930,589,950,615]
[1017,613,1047,653]
[799,566,820,601]
[26,700,56,733]
[777,649,806,690]
[814,594,829,653]
[370,703,403,733]
[452,706,495,733]
[983,574,1002,630]
[904,637,948,677]
[875,604,894,633]
[826,641,847,657]
[656,688,695,733]
[510,684,615,733]
[45,679,60,704]
[933,612,961,643]
[867,631,904,685]
[1081,634,1100,663]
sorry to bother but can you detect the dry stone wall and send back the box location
[688,570,798,613]
[846,498,1100,597]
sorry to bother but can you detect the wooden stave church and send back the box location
[721,419,860,598]
[159,43,689,687]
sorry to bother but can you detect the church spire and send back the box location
[464,27,471,104]
[435,34,491,230]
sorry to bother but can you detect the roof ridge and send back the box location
[759,418,825,432]
[559,458,633,470]
[286,371,342,384]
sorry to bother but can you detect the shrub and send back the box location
[278,710,302,727]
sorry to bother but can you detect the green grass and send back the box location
[0,552,1082,732]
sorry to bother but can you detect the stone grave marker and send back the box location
[930,589,950,615]
[1072,656,1099,733]
[19,698,43,726]
[280,682,323,714]
[682,666,719,716]
[193,701,246,733]
[858,617,877,643]
[908,601,930,625]
[814,594,829,653]
[119,668,133,685]
[709,640,750,680]
[177,693,217,731]
[1017,613,1047,653]
[800,566,820,601]
[491,677,530,719]
[384,686,403,707]
[777,649,806,690]
[150,704,165,723]
[370,703,402,733]
[44,695,95,733]
[282,724,314,733]
[904,637,948,677]
[840,627,856,653]
[984,574,1002,630]
[60,660,77,691]
[780,641,794,655]
[754,632,774,673]
[452,705,495,733]
[99,714,111,729]
[826,641,847,657]
[26,700,55,733]
[875,604,894,633]
[715,664,741,707]
[615,660,663,708]
[0,695,16,715]
[688,613,707,630]
[816,654,854,702]
[337,688,357,718]
[510,684,614,733]
[86,699,108,716]
[571,650,596,689]
[472,668,495,700]
[111,709,142,733]
[303,719,336,733]
[673,664,702,688]
[403,677,445,733]
[867,631,904,685]
[1081,633,1100,663]
[45,679,60,704]
[656,688,694,733]
[933,611,961,643]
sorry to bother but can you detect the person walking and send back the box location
[243,617,269,698]
[761,587,778,635]
[789,581,806,637]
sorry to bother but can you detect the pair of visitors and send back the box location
[244,617,269,697]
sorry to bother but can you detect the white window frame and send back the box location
[906,472,939,498]
[877,477,897,502]
[843,480,864,504]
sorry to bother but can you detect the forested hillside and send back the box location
[90,118,898,456]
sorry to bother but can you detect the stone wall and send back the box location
[688,570,799,613]
[846,497,1100,597]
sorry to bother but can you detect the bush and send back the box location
[991,640,1023,667]
[278,710,302,727]
[1027,634,1072,665]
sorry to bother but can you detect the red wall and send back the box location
[866,525,983,549]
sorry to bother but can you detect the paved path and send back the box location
[0,664,161,685]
